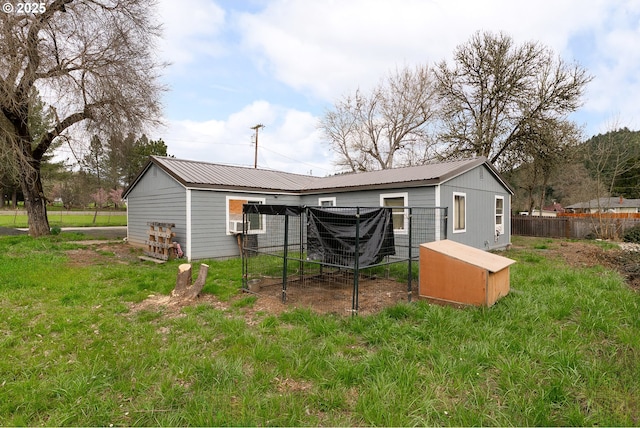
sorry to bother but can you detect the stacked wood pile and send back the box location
[145,222,177,261]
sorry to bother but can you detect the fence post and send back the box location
[282,214,289,303]
[407,207,412,303]
[352,207,360,316]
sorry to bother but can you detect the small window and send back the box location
[318,197,336,207]
[380,193,408,233]
[495,196,504,233]
[453,192,466,233]
[227,196,265,234]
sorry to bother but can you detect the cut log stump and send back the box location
[172,263,209,300]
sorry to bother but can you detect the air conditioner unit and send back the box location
[229,220,250,234]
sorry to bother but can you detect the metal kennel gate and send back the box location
[241,205,447,315]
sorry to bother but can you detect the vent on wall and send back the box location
[229,220,250,234]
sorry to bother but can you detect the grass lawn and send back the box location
[0,211,127,228]
[0,235,638,426]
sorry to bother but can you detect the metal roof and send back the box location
[566,197,640,209]
[124,155,514,197]
[300,157,494,193]
[148,156,319,192]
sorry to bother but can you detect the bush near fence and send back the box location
[511,214,640,239]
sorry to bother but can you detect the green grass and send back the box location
[0,212,127,228]
[0,234,638,426]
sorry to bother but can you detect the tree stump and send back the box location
[172,263,209,300]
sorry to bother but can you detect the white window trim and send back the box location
[453,192,466,234]
[495,195,505,235]
[318,197,336,207]
[226,195,266,235]
[380,192,408,234]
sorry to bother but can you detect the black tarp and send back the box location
[243,204,304,216]
[306,207,396,267]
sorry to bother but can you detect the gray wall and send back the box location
[127,164,187,250]
[127,162,512,260]
[440,165,511,250]
[300,187,436,207]
[189,191,300,260]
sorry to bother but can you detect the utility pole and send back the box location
[250,124,264,169]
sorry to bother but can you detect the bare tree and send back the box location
[515,119,581,215]
[435,31,591,169]
[0,0,165,236]
[319,65,438,172]
[582,123,640,238]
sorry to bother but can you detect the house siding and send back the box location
[125,158,513,260]
[300,187,436,207]
[126,164,187,251]
[300,187,438,257]
[189,191,300,260]
[440,165,511,250]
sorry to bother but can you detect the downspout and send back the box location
[507,194,512,245]
[186,189,192,261]
[435,184,441,241]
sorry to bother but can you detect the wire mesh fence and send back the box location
[242,205,447,315]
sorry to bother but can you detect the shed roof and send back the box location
[420,239,516,272]
[124,155,514,197]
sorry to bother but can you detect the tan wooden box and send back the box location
[419,240,516,307]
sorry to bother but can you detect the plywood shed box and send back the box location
[419,240,516,307]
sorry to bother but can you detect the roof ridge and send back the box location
[152,155,319,179]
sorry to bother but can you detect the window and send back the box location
[226,196,265,234]
[495,196,504,234]
[453,192,466,233]
[318,197,336,207]
[380,192,408,233]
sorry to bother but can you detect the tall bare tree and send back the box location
[319,65,437,172]
[435,31,591,169]
[0,0,165,236]
[582,124,640,238]
[515,119,581,215]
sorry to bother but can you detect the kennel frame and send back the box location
[241,205,448,315]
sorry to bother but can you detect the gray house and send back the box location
[565,197,640,214]
[123,156,514,261]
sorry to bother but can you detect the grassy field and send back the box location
[0,235,638,426]
[0,211,127,228]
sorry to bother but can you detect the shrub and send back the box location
[622,224,640,243]
[50,225,62,235]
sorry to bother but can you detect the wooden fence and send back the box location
[511,215,640,239]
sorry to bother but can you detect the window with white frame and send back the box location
[380,192,408,233]
[226,196,265,234]
[453,192,466,233]
[318,197,336,207]
[495,196,504,234]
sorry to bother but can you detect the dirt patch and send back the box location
[65,241,142,267]
[513,237,640,291]
[597,248,640,291]
[127,293,229,318]
[245,275,414,317]
[65,239,639,321]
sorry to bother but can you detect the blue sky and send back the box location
[147,0,640,176]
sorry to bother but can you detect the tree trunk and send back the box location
[172,263,209,300]
[173,263,192,297]
[20,167,50,237]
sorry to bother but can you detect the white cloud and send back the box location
[153,0,640,174]
[236,0,612,101]
[157,0,227,69]
[156,101,332,176]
